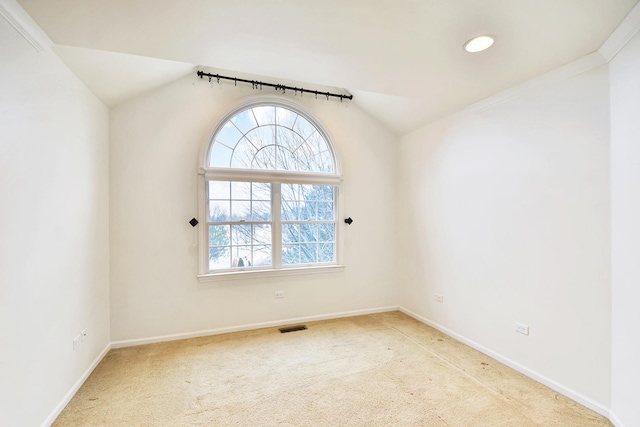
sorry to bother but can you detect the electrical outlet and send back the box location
[275,290,284,299]
[515,322,529,335]
[435,294,444,303]
[73,335,82,349]
[81,328,88,342]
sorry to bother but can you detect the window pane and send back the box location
[300,224,318,242]
[290,149,312,173]
[209,246,230,269]
[252,245,272,267]
[300,243,318,264]
[209,225,230,248]
[231,109,258,133]
[245,125,275,150]
[252,145,277,170]
[319,243,335,263]
[252,224,271,245]
[252,201,271,221]
[252,182,271,201]
[319,223,335,243]
[299,202,317,221]
[232,224,251,245]
[209,105,336,173]
[281,183,298,201]
[231,138,258,169]
[293,115,316,139]
[275,146,296,171]
[276,127,304,152]
[231,181,251,200]
[275,106,296,128]
[216,122,243,148]
[209,181,230,200]
[231,201,251,222]
[315,185,334,201]
[252,106,276,126]
[281,199,299,221]
[209,143,232,168]
[282,244,300,265]
[300,184,315,200]
[316,149,334,173]
[317,201,334,220]
[208,180,335,271]
[232,246,252,268]
[282,224,300,243]
[306,131,326,156]
[209,201,230,222]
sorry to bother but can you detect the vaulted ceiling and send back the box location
[17,0,639,134]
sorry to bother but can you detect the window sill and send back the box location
[197,264,345,282]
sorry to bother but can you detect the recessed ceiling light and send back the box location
[464,35,495,53]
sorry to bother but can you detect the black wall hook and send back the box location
[189,218,199,227]
[344,217,353,225]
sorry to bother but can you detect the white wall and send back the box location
[397,65,612,409]
[610,30,640,427]
[109,77,398,342]
[0,13,110,427]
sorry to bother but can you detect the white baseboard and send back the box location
[44,306,621,426]
[609,411,628,427]
[398,307,611,418]
[41,342,111,427]
[111,306,400,348]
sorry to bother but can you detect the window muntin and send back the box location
[207,105,335,174]
[207,181,273,270]
[281,184,335,265]
[201,101,340,276]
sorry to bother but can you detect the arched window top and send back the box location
[207,103,337,174]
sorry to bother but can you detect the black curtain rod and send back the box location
[197,71,353,102]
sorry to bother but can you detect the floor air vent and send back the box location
[279,325,307,333]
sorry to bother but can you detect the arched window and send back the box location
[198,100,343,279]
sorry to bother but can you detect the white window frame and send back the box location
[197,99,345,282]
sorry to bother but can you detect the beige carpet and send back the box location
[53,312,612,426]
